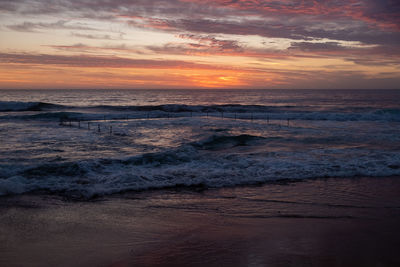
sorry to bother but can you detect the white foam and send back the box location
[1,140,400,197]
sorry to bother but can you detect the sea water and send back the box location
[0,89,399,197]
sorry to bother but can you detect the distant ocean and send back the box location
[1,89,399,197]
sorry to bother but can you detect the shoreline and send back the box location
[1,176,400,266]
[2,174,399,201]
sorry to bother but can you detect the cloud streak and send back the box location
[0,52,226,70]
[70,32,125,40]
[6,20,98,32]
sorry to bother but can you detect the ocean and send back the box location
[1,89,400,266]
[0,89,399,197]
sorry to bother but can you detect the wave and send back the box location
[91,103,299,113]
[0,101,62,111]
[192,134,266,150]
[1,133,400,198]
[83,104,400,121]
[1,101,399,122]
[7,112,101,121]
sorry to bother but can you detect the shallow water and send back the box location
[1,177,399,267]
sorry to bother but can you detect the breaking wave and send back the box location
[1,133,399,198]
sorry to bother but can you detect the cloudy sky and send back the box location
[0,0,399,89]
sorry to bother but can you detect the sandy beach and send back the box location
[1,176,400,267]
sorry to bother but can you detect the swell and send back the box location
[192,134,267,150]
[1,101,399,122]
[0,101,63,111]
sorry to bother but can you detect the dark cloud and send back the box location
[70,32,125,40]
[145,36,400,66]
[127,17,400,46]
[361,0,400,30]
[71,33,112,40]
[0,0,19,13]
[289,42,345,52]
[6,20,98,32]
[127,17,299,39]
[4,0,398,28]
[287,41,400,66]
[345,57,400,66]
[45,43,147,55]
[183,0,400,30]
[2,0,399,45]
[0,52,221,69]
[177,34,242,51]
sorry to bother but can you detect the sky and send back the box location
[0,0,399,89]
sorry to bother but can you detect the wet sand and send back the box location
[1,177,400,267]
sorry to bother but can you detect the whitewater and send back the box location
[0,89,399,197]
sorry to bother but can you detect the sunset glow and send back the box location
[0,0,399,89]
